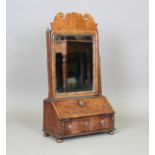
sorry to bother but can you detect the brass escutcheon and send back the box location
[101,120,105,126]
[79,100,85,107]
[68,124,72,129]
[84,120,90,127]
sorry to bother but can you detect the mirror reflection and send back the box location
[55,35,93,93]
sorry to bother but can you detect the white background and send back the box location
[6,0,148,155]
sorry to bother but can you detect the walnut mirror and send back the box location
[43,13,115,142]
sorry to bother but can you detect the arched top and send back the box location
[51,12,97,34]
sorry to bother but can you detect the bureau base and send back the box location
[43,96,115,142]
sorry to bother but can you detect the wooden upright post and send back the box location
[62,54,67,91]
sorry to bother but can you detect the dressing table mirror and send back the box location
[43,13,115,142]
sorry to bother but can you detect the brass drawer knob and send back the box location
[68,124,72,129]
[79,101,85,107]
[84,120,90,127]
[68,124,72,133]
[101,120,105,126]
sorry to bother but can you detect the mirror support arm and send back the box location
[62,54,67,92]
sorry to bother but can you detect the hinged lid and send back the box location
[52,96,114,120]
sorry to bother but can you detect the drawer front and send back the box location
[64,116,113,135]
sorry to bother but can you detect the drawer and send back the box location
[64,116,113,135]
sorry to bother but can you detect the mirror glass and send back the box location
[54,35,94,93]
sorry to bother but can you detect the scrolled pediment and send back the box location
[51,12,97,33]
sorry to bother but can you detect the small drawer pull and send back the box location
[101,120,105,126]
[84,120,90,127]
[68,124,72,133]
[68,124,72,129]
[79,101,85,107]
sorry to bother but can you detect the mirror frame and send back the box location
[47,13,101,99]
[51,32,100,99]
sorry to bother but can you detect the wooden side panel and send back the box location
[43,100,64,137]
[46,30,53,97]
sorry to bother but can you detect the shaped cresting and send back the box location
[51,12,97,33]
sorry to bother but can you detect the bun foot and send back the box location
[44,132,50,137]
[108,131,115,135]
[56,138,63,143]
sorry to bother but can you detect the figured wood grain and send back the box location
[51,12,97,34]
[43,101,63,136]
[53,96,114,120]
[64,116,113,135]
